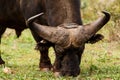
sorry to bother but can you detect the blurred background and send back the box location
[81,0,120,43]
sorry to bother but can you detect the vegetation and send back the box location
[0,0,120,79]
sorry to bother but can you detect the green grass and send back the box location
[0,30,120,80]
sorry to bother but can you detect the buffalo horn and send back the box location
[83,11,110,40]
[27,13,67,44]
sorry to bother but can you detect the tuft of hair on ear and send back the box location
[86,34,104,44]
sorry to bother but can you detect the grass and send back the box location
[0,0,120,79]
[0,29,120,80]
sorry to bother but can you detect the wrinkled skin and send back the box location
[0,0,110,77]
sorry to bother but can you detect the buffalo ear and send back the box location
[86,34,104,44]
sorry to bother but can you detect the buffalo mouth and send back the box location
[55,58,80,77]
[53,47,82,77]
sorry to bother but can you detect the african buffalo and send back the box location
[27,0,110,77]
[0,0,110,77]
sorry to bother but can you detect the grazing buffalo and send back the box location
[27,0,110,77]
[0,0,110,77]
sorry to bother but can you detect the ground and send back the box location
[0,28,120,80]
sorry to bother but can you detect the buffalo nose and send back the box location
[61,68,80,77]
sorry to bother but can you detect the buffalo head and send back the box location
[27,11,110,76]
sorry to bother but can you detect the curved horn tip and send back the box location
[26,12,44,26]
[102,11,110,17]
[102,11,110,14]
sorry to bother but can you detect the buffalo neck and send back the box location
[46,0,82,26]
